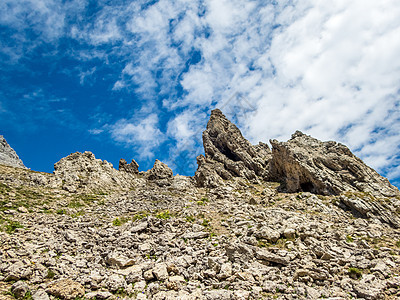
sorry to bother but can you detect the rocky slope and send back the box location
[0,136,26,169]
[0,111,400,300]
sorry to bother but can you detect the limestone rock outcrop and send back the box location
[54,151,135,193]
[119,158,139,174]
[0,135,26,169]
[146,159,173,186]
[195,109,271,187]
[269,131,400,197]
[147,160,173,180]
[338,195,400,228]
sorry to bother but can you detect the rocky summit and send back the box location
[0,136,26,169]
[0,110,400,300]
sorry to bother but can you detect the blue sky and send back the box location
[1,0,400,188]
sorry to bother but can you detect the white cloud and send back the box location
[110,114,166,159]
[79,67,96,85]
[88,128,103,135]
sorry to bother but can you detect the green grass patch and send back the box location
[71,210,85,218]
[68,200,84,208]
[202,218,210,227]
[46,269,55,279]
[113,217,122,226]
[156,210,171,219]
[348,267,362,279]
[185,215,195,223]
[15,187,42,200]
[5,220,23,234]
[200,196,209,202]
[132,212,149,221]
[112,216,129,226]
[257,240,269,248]
[78,194,99,203]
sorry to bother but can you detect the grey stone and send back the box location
[195,109,271,187]
[11,281,29,298]
[269,131,400,198]
[46,279,85,300]
[153,263,168,281]
[0,135,26,169]
[147,159,173,180]
[183,231,209,239]
[32,290,50,300]
[256,249,289,265]
[119,158,139,174]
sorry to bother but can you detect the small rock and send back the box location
[105,274,127,292]
[11,281,29,298]
[256,227,280,243]
[182,231,209,239]
[153,263,168,281]
[106,252,135,268]
[283,228,296,239]
[85,291,113,299]
[256,249,289,265]
[218,262,232,279]
[139,243,151,252]
[143,269,154,281]
[17,206,29,213]
[46,279,85,300]
[32,290,49,300]
[131,221,148,233]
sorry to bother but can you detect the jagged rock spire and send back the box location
[0,135,26,169]
[119,158,139,174]
[195,109,271,187]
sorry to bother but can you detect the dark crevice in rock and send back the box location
[300,182,314,193]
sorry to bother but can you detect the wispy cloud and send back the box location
[110,114,166,160]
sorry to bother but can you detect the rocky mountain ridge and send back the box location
[0,110,399,300]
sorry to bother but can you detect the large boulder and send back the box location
[0,135,26,169]
[269,131,400,197]
[195,109,271,187]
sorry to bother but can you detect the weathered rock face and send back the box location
[54,151,135,193]
[269,131,400,197]
[147,160,173,180]
[338,195,400,228]
[146,159,173,186]
[119,158,139,174]
[195,109,271,187]
[0,135,26,169]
